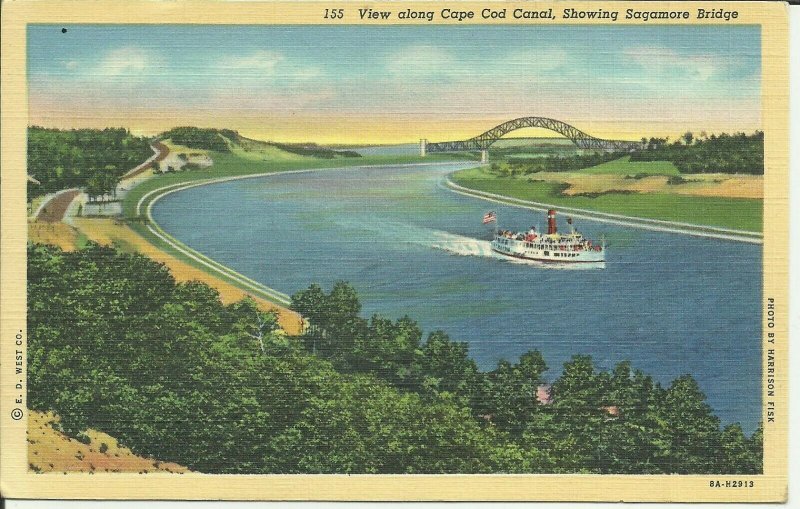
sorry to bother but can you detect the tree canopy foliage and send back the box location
[487,131,763,176]
[29,244,762,474]
[630,131,764,174]
[270,142,361,159]
[27,127,152,199]
[489,151,624,176]
[159,127,237,152]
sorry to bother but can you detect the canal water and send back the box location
[152,162,762,433]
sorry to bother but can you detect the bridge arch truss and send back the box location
[425,117,641,153]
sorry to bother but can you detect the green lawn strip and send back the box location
[74,232,91,250]
[451,167,762,232]
[579,156,680,176]
[227,142,308,162]
[126,220,292,306]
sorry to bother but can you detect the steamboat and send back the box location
[490,209,605,263]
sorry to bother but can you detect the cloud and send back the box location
[213,50,322,84]
[623,47,725,81]
[385,45,461,78]
[26,47,162,98]
[93,47,157,77]
[220,50,284,72]
[500,48,572,74]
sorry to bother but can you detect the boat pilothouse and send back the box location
[490,209,605,263]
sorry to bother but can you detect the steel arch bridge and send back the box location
[423,117,642,155]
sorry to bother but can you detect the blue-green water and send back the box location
[152,163,762,433]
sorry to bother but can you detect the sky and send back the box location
[27,24,761,144]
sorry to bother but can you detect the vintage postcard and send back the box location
[0,0,789,502]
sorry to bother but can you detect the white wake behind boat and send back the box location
[490,209,605,263]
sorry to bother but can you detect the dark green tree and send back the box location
[27,127,151,197]
[652,375,722,473]
[543,355,606,472]
[484,350,548,435]
[291,281,366,360]
[415,330,480,401]
[352,314,422,385]
[265,376,508,474]
[719,423,762,474]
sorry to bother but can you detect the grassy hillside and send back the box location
[158,127,235,152]
[451,163,762,232]
[579,156,680,176]
[631,131,763,174]
[159,126,362,160]
[460,131,764,232]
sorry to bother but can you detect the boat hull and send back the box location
[491,238,605,263]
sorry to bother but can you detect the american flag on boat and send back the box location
[483,211,496,224]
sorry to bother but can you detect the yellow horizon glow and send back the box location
[27,112,761,146]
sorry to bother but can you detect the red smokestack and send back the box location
[547,209,557,234]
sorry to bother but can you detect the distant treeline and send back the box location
[490,131,763,175]
[486,142,585,160]
[160,126,361,158]
[271,142,361,159]
[630,131,764,174]
[159,127,236,152]
[29,243,762,474]
[490,151,624,176]
[27,127,152,198]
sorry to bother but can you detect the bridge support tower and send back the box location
[420,139,427,157]
[480,150,489,163]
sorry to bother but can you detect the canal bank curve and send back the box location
[136,162,470,307]
[138,163,763,307]
[444,176,763,244]
[143,162,762,432]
